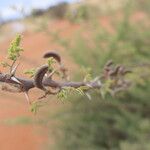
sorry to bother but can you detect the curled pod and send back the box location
[109,65,121,76]
[105,60,114,67]
[118,66,125,74]
[34,65,50,91]
[122,70,132,75]
[104,60,113,73]
[118,66,132,75]
[43,51,61,64]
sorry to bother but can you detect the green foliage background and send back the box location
[51,1,150,150]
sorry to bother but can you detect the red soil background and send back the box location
[0,10,147,149]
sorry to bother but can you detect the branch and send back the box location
[0,35,132,114]
[0,53,131,105]
[0,73,102,92]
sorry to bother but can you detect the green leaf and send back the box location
[0,62,10,68]
[57,89,68,100]
[47,57,56,71]
[100,79,114,99]
[30,101,44,115]
[83,73,92,82]
[24,68,36,78]
[100,87,107,99]
[81,66,93,82]
[75,87,85,96]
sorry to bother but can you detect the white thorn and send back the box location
[66,75,70,81]
[93,76,100,82]
[11,76,22,84]
[48,69,56,78]
[85,92,92,100]
[24,92,30,105]
[86,84,92,88]
[45,73,48,77]
[97,80,102,86]
[11,63,20,76]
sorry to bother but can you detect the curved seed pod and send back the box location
[118,66,125,74]
[34,65,50,91]
[43,51,69,80]
[43,51,61,64]
[105,60,114,67]
[104,66,110,72]
[109,65,121,76]
[122,70,132,75]
[104,60,113,73]
[118,66,132,75]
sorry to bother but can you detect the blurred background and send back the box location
[0,0,150,149]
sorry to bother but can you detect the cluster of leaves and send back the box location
[47,57,56,71]
[7,34,23,61]
[81,66,93,82]
[100,79,114,99]
[57,87,86,101]
[1,34,23,69]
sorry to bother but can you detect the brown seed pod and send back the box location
[43,51,61,64]
[34,65,50,91]
[118,66,132,75]
[109,65,121,76]
[105,60,114,67]
[118,66,125,74]
[122,70,132,75]
[104,60,113,74]
[43,51,69,80]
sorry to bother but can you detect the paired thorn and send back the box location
[9,63,23,85]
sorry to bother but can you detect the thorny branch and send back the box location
[0,51,131,105]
